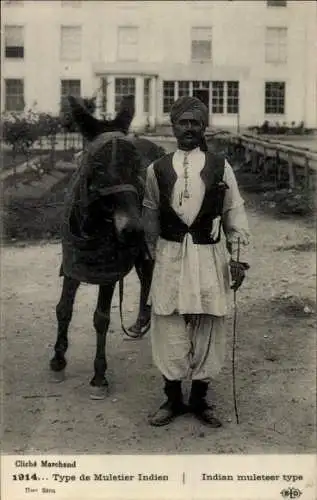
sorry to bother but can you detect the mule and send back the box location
[50,95,164,399]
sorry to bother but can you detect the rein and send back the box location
[118,241,153,339]
[119,277,137,338]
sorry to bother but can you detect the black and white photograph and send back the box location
[1,0,316,499]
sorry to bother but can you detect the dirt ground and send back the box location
[1,186,316,455]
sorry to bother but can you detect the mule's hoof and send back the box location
[50,370,66,383]
[90,385,108,400]
[124,318,151,340]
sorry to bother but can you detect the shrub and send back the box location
[1,110,39,158]
[262,188,315,216]
[246,120,315,136]
[37,113,61,138]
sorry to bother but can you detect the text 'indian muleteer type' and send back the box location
[201,473,304,482]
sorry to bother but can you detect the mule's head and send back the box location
[68,95,143,247]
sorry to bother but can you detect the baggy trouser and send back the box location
[150,313,226,381]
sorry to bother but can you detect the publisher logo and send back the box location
[280,487,302,499]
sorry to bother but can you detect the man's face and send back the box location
[172,111,205,151]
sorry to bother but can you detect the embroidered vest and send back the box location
[153,151,227,245]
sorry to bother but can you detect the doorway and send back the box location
[193,89,209,125]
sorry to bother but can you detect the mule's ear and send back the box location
[67,95,105,141]
[112,94,135,133]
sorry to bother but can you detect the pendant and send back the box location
[183,189,190,199]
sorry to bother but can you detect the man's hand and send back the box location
[230,259,250,291]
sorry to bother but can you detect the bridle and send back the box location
[88,135,140,200]
[97,184,139,198]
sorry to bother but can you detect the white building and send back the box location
[1,0,316,131]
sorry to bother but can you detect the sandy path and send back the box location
[1,195,315,454]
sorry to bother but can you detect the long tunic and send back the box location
[143,147,250,316]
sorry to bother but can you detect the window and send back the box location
[144,78,151,113]
[163,81,175,113]
[227,81,239,114]
[265,27,287,63]
[5,25,24,58]
[191,27,212,61]
[115,78,135,112]
[267,0,287,6]
[212,81,224,113]
[117,26,138,61]
[162,80,239,115]
[265,82,285,114]
[60,26,82,61]
[60,79,81,110]
[178,81,190,98]
[5,79,24,111]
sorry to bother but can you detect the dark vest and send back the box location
[153,151,227,245]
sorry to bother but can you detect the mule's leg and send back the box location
[50,276,80,381]
[128,255,154,336]
[90,283,116,400]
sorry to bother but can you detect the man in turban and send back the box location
[169,95,209,151]
[143,96,250,427]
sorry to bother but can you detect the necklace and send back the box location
[179,151,190,207]
[183,151,190,199]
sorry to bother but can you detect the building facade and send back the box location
[1,0,316,131]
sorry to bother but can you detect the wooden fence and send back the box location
[206,130,317,192]
[34,131,84,152]
[3,126,316,195]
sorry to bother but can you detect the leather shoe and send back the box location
[192,405,222,428]
[148,401,188,427]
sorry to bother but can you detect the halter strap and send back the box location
[97,184,139,197]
